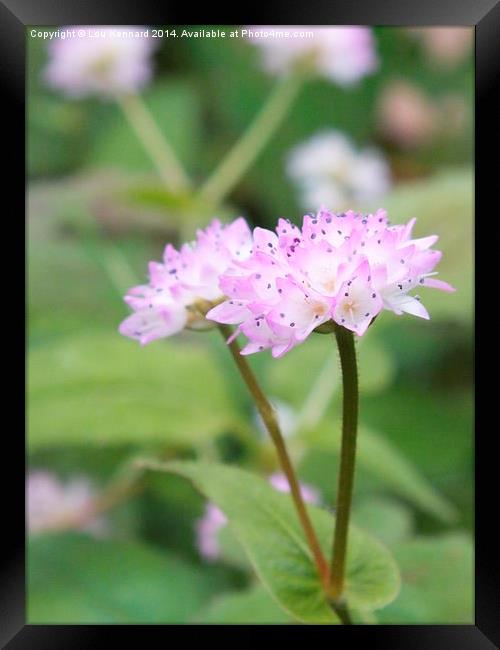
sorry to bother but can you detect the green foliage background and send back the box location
[27,26,473,624]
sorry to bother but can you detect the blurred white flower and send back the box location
[287,130,391,211]
[246,26,378,85]
[44,26,156,99]
[27,471,107,536]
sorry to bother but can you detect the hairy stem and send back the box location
[217,324,330,590]
[329,325,359,604]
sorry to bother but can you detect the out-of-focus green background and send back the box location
[27,26,473,624]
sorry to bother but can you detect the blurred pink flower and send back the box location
[44,26,156,98]
[208,208,454,357]
[119,218,253,345]
[196,473,320,561]
[27,471,106,536]
[408,27,473,67]
[246,26,378,85]
[287,130,391,210]
[195,503,228,561]
[377,81,440,149]
[268,472,320,504]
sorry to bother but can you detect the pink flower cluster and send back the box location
[206,208,454,357]
[119,218,252,345]
[196,472,320,561]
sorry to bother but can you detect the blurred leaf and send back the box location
[306,426,457,523]
[358,428,457,523]
[358,336,396,394]
[28,236,127,341]
[352,496,413,547]
[377,534,473,623]
[122,183,238,234]
[266,333,394,411]
[143,460,401,623]
[29,532,219,623]
[28,332,244,450]
[197,584,292,623]
[125,184,198,210]
[375,167,473,322]
[360,383,473,494]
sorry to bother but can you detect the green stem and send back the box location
[329,325,359,604]
[199,71,305,206]
[118,93,191,192]
[330,599,353,625]
[217,324,330,590]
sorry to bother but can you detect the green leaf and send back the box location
[141,460,401,623]
[352,496,413,547]
[197,584,293,623]
[28,331,243,450]
[218,522,252,570]
[29,533,219,623]
[306,426,457,523]
[377,534,473,624]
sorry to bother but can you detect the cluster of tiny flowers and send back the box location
[196,473,320,561]
[119,218,253,345]
[287,130,391,210]
[44,26,156,98]
[246,26,378,85]
[206,208,454,357]
[27,471,106,536]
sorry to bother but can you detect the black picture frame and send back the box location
[3,0,494,645]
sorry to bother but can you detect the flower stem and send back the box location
[199,71,305,206]
[329,325,359,603]
[118,93,191,192]
[217,324,330,590]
